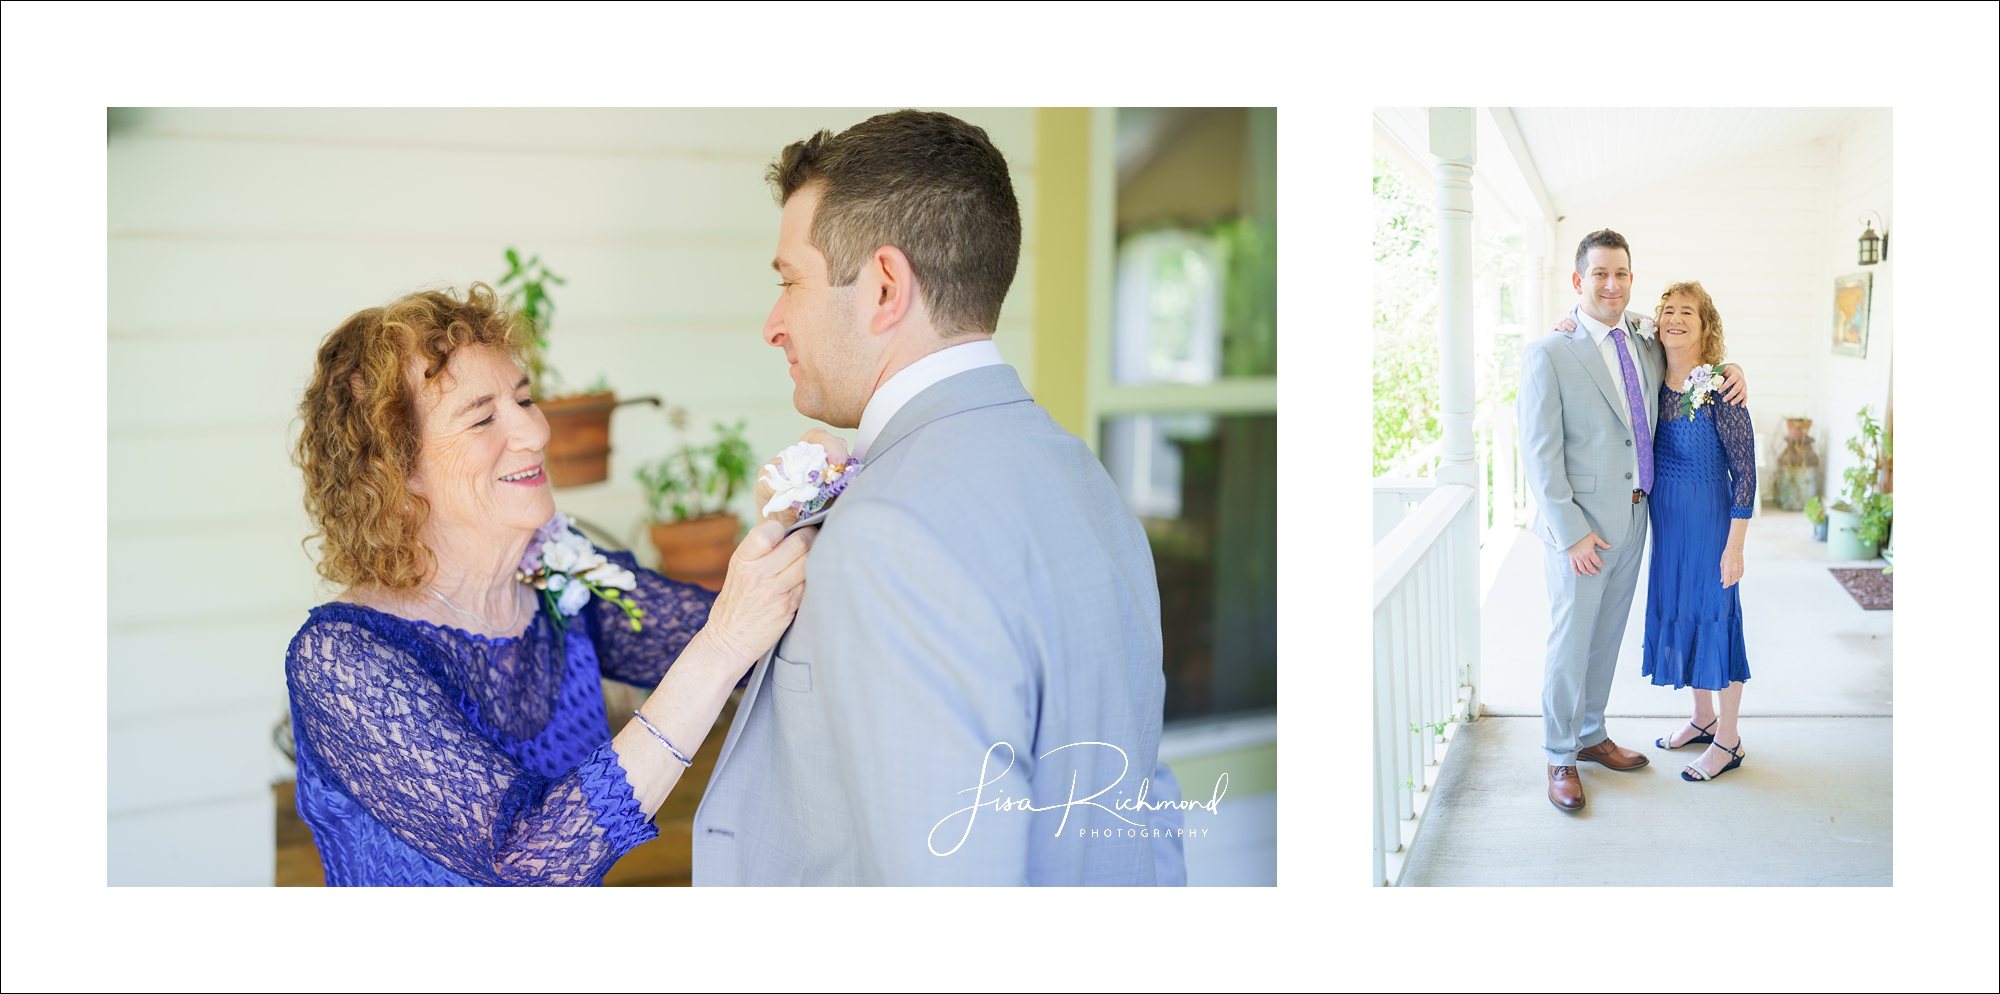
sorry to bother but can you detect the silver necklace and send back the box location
[424,582,522,633]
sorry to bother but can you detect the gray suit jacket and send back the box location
[1518,309,1664,551]
[692,364,1167,885]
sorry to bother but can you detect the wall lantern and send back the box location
[1857,211,1887,266]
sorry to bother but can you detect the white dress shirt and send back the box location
[852,338,1005,460]
[1575,306,1645,489]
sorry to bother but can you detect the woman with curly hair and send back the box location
[287,283,820,885]
[1640,281,1755,781]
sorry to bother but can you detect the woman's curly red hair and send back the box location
[1654,280,1727,368]
[295,283,530,590]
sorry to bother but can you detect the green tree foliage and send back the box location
[1372,154,1530,479]
[1373,155,1440,476]
[1215,216,1277,377]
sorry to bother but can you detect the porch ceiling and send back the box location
[1507,107,1868,214]
[1377,107,1874,224]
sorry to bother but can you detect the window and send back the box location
[1098,108,1276,722]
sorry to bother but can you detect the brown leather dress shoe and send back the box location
[1548,764,1585,811]
[1577,739,1650,771]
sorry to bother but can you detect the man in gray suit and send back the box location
[693,110,1178,884]
[1519,229,1747,812]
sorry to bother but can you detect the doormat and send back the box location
[1830,568,1892,610]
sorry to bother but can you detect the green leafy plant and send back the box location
[498,248,570,400]
[635,410,755,524]
[1855,492,1893,548]
[1833,405,1892,548]
[1411,716,1466,738]
[1804,495,1826,525]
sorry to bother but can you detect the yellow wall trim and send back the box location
[1032,108,1091,440]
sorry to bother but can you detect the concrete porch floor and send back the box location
[1480,509,1891,718]
[1403,509,1893,886]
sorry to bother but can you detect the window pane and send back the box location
[1115,107,1276,382]
[1102,413,1276,720]
[1114,232,1223,385]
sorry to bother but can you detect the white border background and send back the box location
[3,3,1993,990]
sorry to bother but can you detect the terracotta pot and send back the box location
[539,392,618,487]
[649,514,740,591]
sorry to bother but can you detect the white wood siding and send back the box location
[1549,139,1840,483]
[1820,109,1893,499]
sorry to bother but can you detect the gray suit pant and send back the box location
[1541,498,1648,766]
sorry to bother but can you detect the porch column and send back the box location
[1429,108,1481,717]
[1524,223,1548,340]
[1429,108,1476,489]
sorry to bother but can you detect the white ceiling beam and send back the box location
[1470,109,1536,229]
[1493,107,1559,222]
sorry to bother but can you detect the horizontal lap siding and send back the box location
[106,108,1040,884]
[1821,110,1893,496]
[1540,114,1893,507]
[1552,140,1838,450]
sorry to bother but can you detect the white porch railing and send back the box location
[1372,483,1479,887]
[1374,404,1524,546]
[1371,477,1437,543]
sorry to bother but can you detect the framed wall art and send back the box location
[1833,271,1872,358]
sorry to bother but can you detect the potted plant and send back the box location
[499,248,657,487]
[1805,495,1828,542]
[1828,405,1892,560]
[635,410,754,590]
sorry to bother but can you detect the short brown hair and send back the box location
[768,110,1021,336]
[1575,228,1632,274]
[295,284,529,590]
[1654,280,1727,367]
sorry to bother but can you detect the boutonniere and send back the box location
[760,441,861,519]
[517,513,643,633]
[1678,364,1730,420]
[1628,316,1657,339]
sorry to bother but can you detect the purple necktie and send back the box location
[1609,326,1654,494]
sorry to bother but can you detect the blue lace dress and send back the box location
[285,549,716,886]
[1642,386,1755,690]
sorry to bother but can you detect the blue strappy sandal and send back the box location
[1657,718,1716,750]
[1681,739,1744,781]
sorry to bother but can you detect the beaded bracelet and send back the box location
[629,711,693,768]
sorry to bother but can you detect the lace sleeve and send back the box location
[286,617,656,885]
[1714,398,1756,516]
[583,549,717,688]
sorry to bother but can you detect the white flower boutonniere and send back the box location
[760,441,861,519]
[517,512,643,632]
[1679,364,1729,421]
[1628,315,1657,339]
